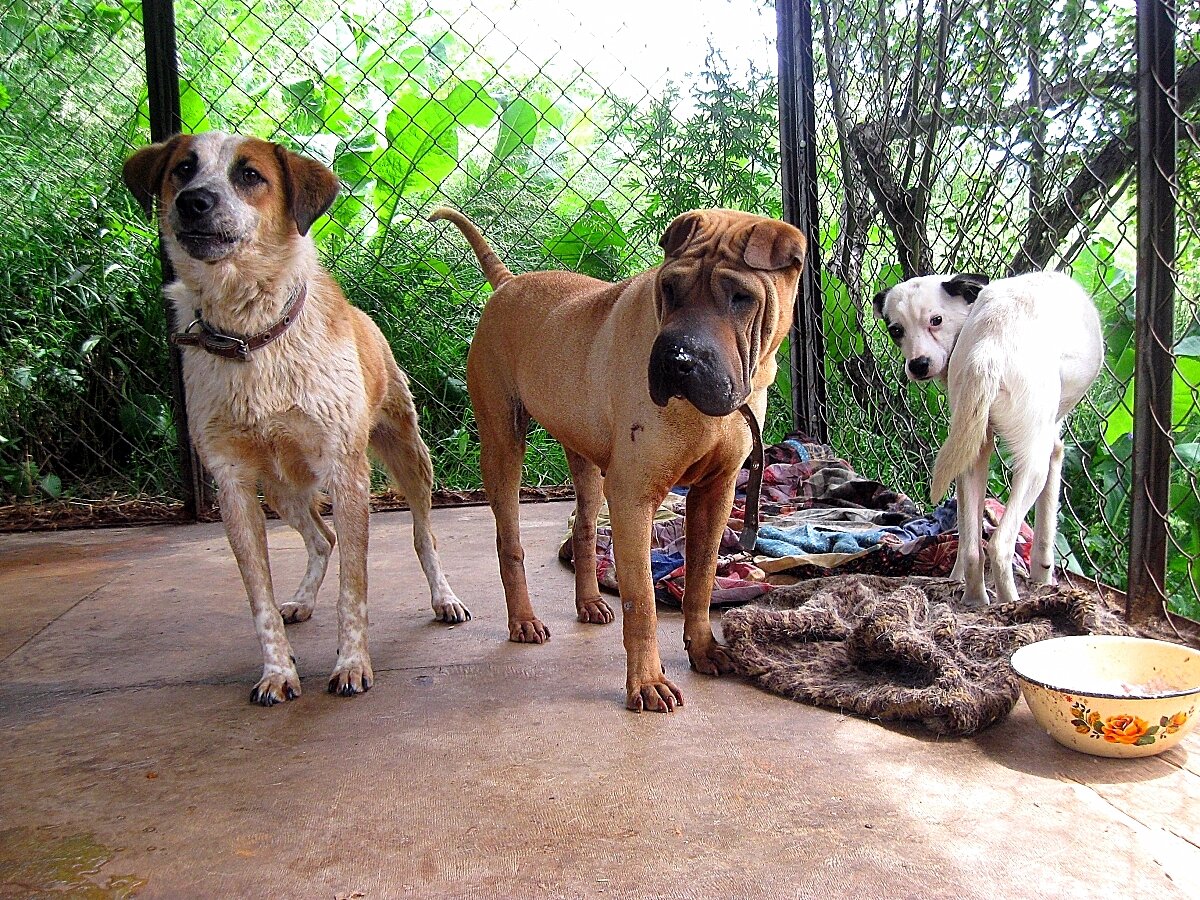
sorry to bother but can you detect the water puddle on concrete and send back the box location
[0,826,146,897]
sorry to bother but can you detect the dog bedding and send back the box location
[558,433,1036,605]
[557,435,1125,735]
[721,575,1132,736]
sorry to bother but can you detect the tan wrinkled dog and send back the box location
[432,207,806,712]
[123,132,468,706]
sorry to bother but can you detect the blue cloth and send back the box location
[652,550,683,583]
[779,438,812,462]
[881,499,958,542]
[754,523,889,557]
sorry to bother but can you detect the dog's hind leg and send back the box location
[1030,434,1065,585]
[211,464,301,705]
[954,439,992,607]
[988,434,1054,606]
[565,449,614,625]
[327,451,374,696]
[371,372,470,624]
[475,390,549,643]
[264,482,333,624]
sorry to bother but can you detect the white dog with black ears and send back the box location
[872,271,1103,606]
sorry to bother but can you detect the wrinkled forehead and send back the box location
[883,276,947,323]
[659,256,773,299]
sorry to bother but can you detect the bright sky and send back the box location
[453,0,778,98]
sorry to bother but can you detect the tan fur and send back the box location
[123,132,468,706]
[434,207,806,712]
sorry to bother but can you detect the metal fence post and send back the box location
[777,0,827,442]
[141,0,211,521]
[1127,0,1177,621]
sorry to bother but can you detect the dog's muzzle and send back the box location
[648,331,745,417]
[172,188,244,261]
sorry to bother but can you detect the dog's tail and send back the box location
[930,360,1002,504]
[428,207,514,290]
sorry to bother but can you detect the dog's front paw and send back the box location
[626,674,684,713]
[250,667,301,706]
[278,600,314,624]
[328,655,374,697]
[433,592,472,624]
[687,640,736,677]
[576,596,615,625]
[509,618,550,643]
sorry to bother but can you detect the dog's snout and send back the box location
[908,356,931,379]
[176,188,218,220]
[648,331,745,417]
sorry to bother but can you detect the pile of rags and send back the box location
[559,434,1034,605]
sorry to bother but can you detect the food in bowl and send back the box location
[1010,635,1200,758]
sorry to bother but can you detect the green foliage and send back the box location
[1059,239,1200,619]
[611,47,782,254]
[0,0,175,500]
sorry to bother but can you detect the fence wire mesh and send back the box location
[807,0,1200,619]
[1170,0,1200,620]
[0,0,780,519]
[0,1,175,516]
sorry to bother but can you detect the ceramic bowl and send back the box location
[1010,635,1200,758]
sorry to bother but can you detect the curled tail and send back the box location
[428,207,514,289]
[930,364,1002,503]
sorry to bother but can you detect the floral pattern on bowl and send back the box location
[1067,697,1195,747]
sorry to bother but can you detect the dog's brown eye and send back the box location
[888,324,904,342]
[731,291,755,308]
[239,167,265,187]
[173,158,195,180]
[930,315,943,327]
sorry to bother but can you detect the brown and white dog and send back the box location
[432,207,806,712]
[123,132,469,705]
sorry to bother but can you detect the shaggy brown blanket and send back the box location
[722,575,1134,736]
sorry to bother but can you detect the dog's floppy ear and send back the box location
[742,220,807,271]
[659,211,705,258]
[871,290,888,320]
[122,134,185,218]
[273,144,341,237]
[942,273,990,304]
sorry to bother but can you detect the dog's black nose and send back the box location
[908,356,931,378]
[648,331,742,417]
[667,347,697,376]
[176,188,217,220]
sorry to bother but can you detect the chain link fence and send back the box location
[0,1,176,521]
[804,0,1200,620]
[1,1,1197,620]
[0,0,781,524]
[1174,2,1200,621]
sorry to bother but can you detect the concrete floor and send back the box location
[1,500,1198,899]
